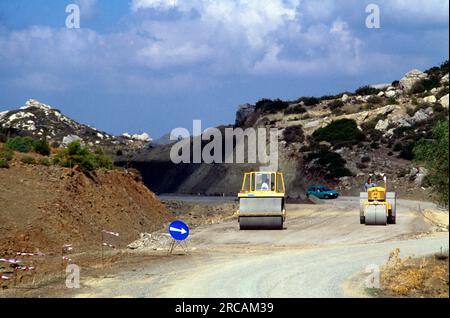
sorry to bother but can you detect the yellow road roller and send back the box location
[360,173,397,225]
[237,171,286,230]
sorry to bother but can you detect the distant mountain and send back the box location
[0,99,148,149]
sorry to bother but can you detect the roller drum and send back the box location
[239,216,283,230]
[364,204,387,226]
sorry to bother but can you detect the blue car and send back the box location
[306,186,339,199]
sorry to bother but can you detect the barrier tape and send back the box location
[1,275,9,280]
[102,243,115,248]
[15,266,35,271]
[62,256,72,261]
[0,258,22,264]
[102,230,119,237]
[16,252,45,257]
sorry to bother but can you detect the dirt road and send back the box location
[68,197,448,298]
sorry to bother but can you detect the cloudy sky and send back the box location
[0,0,448,138]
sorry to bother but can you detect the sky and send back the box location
[0,0,448,139]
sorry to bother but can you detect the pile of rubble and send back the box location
[127,232,172,250]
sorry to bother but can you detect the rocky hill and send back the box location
[0,99,150,150]
[117,62,449,201]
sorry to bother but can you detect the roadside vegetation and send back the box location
[413,120,449,206]
[0,136,113,172]
[379,248,449,298]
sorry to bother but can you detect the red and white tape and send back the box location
[102,243,115,248]
[0,258,22,264]
[102,230,119,237]
[16,252,45,257]
[63,246,73,252]
[1,275,9,280]
[62,256,72,261]
[15,266,35,271]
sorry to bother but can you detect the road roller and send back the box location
[360,173,397,225]
[237,171,286,230]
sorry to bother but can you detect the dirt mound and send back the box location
[0,161,172,256]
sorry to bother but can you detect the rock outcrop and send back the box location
[399,69,428,93]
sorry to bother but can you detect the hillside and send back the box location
[117,62,449,201]
[0,99,150,151]
[0,149,172,257]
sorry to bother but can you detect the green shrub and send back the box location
[398,142,416,160]
[93,147,113,170]
[414,120,449,206]
[305,150,353,179]
[0,147,13,161]
[283,125,305,143]
[328,99,344,110]
[387,97,399,105]
[33,139,51,156]
[6,136,34,153]
[38,157,51,166]
[312,119,365,145]
[411,76,440,94]
[21,156,36,165]
[367,95,384,105]
[284,105,306,115]
[300,97,320,106]
[255,98,289,113]
[392,142,402,152]
[55,141,113,172]
[355,85,380,96]
[0,158,9,168]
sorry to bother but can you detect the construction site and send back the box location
[0,1,449,304]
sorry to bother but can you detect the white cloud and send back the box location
[74,0,98,18]
[386,0,449,22]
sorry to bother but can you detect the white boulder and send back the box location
[399,69,428,93]
[423,95,437,104]
[439,94,449,108]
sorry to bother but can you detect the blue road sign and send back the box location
[168,220,189,241]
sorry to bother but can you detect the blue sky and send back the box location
[0,0,448,138]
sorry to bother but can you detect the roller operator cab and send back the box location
[360,174,397,226]
[237,171,286,230]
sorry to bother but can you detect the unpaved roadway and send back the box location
[73,197,448,298]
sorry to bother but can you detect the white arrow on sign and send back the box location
[169,227,187,235]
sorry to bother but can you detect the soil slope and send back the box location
[0,159,172,256]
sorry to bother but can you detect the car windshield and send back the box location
[320,187,332,191]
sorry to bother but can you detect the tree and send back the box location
[414,121,449,206]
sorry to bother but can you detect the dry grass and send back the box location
[380,248,449,297]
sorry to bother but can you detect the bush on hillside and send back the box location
[54,141,113,172]
[21,156,36,165]
[367,95,384,105]
[411,76,440,94]
[0,146,13,161]
[38,157,51,166]
[299,97,320,106]
[355,85,380,96]
[255,98,289,113]
[0,159,9,168]
[284,105,306,115]
[414,120,449,206]
[6,136,35,153]
[328,99,344,110]
[283,125,305,143]
[305,150,353,179]
[312,119,365,145]
[34,139,51,156]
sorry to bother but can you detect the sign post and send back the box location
[167,220,190,255]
